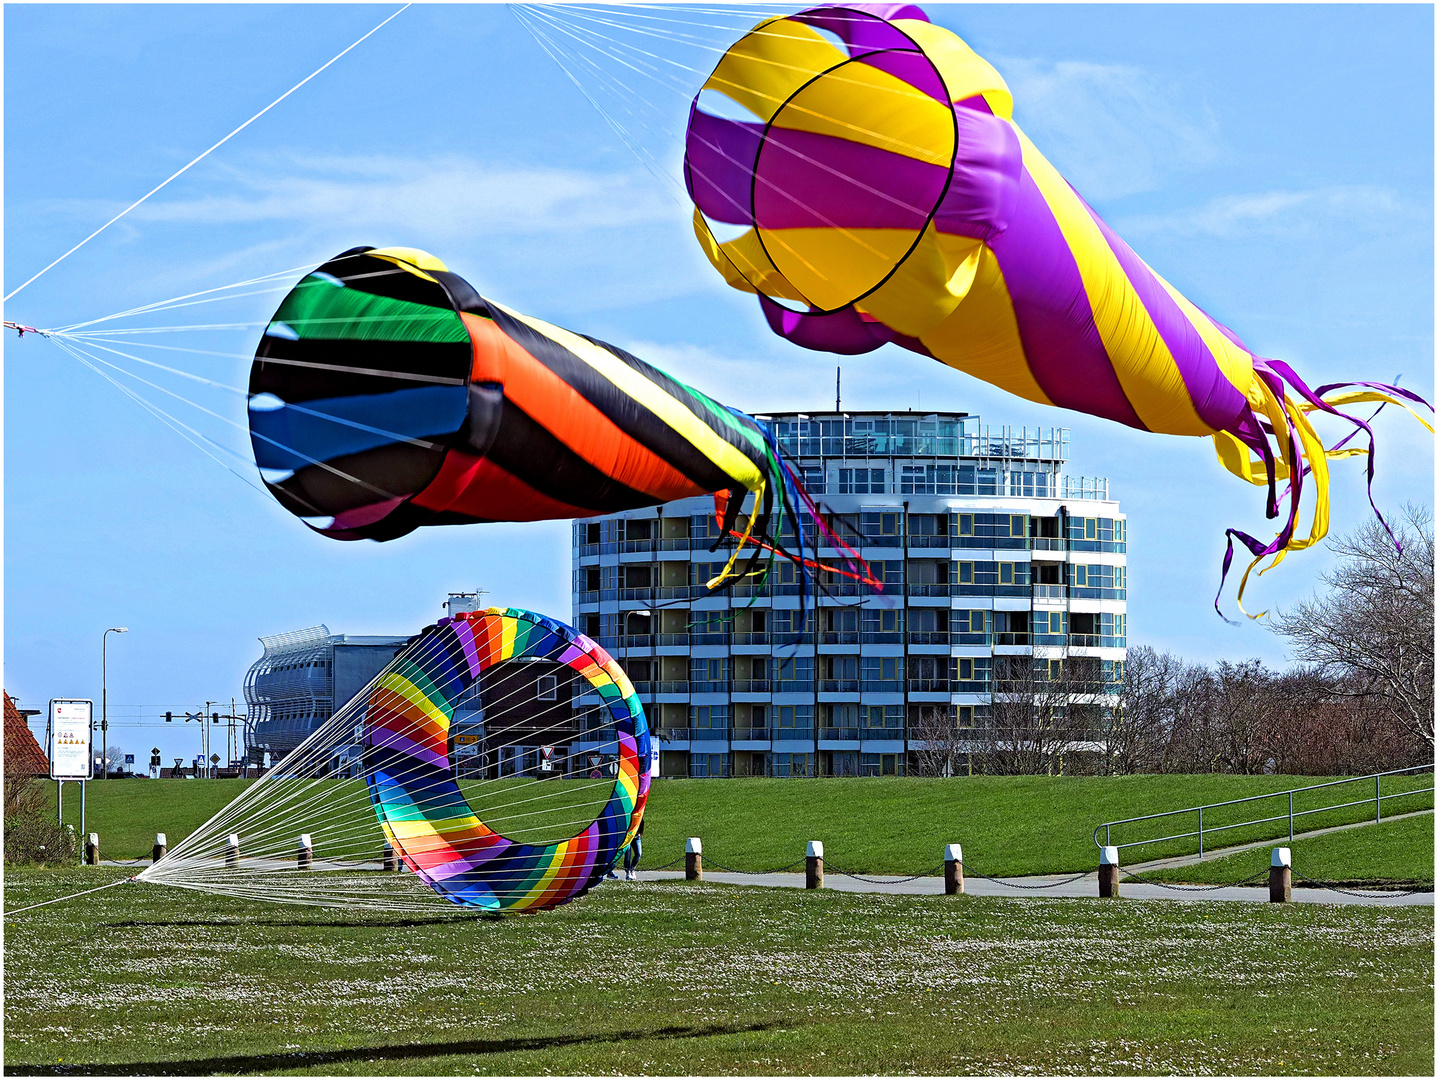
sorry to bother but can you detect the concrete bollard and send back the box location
[152,832,168,864]
[84,833,100,866]
[806,840,824,889]
[685,837,702,881]
[383,841,398,872]
[225,834,240,869]
[1098,845,1120,898]
[1270,847,1292,903]
[944,843,964,895]
[297,833,313,870]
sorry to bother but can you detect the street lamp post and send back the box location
[102,627,129,780]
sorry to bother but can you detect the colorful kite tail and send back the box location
[1213,360,1432,619]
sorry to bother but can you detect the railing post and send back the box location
[944,844,964,895]
[1376,773,1381,822]
[685,837,702,881]
[1270,847,1292,903]
[1104,823,1110,846]
[1198,807,1204,858]
[806,840,824,889]
[1098,846,1119,898]
[1289,791,1294,841]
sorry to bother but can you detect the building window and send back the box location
[690,705,731,732]
[536,674,558,701]
[690,753,731,778]
[837,467,885,494]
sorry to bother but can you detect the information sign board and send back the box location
[48,699,94,780]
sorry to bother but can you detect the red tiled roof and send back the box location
[5,692,50,777]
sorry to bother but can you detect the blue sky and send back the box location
[5,3,1433,764]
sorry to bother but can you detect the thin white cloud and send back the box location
[1117,185,1420,239]
[1000,58,1222,200]
[38,152,684,238]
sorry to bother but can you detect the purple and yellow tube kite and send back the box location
[684,2,1431,614]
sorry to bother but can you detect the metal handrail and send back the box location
[1093,764,1435,857]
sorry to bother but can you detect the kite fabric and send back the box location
[248,246,855,591]
[363,606,648,913]
[684,2,1432,613]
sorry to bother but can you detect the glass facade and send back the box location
[571,411,1126,778]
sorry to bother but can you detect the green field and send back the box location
[41,773,1435,879]
[3,867,1432,1076]
[1144,812,1435,888]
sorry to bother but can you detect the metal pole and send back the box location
[80,779,86,838]
[101,627,128,779]
[57,781,63,827]
[1197,806,1203,857]
[1289,791,1294,841]
[1376,773,1381,822]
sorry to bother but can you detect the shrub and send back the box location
[4,814,78,865]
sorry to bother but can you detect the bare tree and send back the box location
[979,656,1095,774]
[910,705,959,777]
[1273,505,1434,749]
[1107,645,1183,774]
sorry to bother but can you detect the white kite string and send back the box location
[142,622,644,909]
[3,5,413,304]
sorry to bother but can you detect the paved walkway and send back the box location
[634,869,1432,907]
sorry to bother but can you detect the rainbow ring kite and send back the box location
[362,607,649,912]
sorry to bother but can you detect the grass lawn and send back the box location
[1144,812,1434,888]
[3,867,1432,1076]
[42,772,1434,878]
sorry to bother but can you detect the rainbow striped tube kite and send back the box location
[248,246,835,589]
[685,3,1431,612]
[362,606,648,913]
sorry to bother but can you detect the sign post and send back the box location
[49,699,94,834]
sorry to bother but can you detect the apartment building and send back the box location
[570,411,1127,777]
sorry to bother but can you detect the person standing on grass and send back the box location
[623,816,645,880]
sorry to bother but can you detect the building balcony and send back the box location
[819,631,860,646]
[656,728,691,742]
[689,680,729,694]
[906,535,951,549]
[774,681,813,694]
[655,681,689,694]
[773,727,816,741]
[620,635,653,649]
[908,678,951,693]
[859,535,903,548]
[859,679,902,694]
[907,631,949,646]
[906,583,950,597]
[732,632,770,646]
[861,632,904,645]
[618,587,653,601]
[818,679,860,694]
[731,680,771,694]
[655,633,689,647]
[995,632,1031,646]
[1032,584,1066,600]
[1032,537,1065,552]
[820,727,862,741]
[732,727,771,742]
[689,727,733,743]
